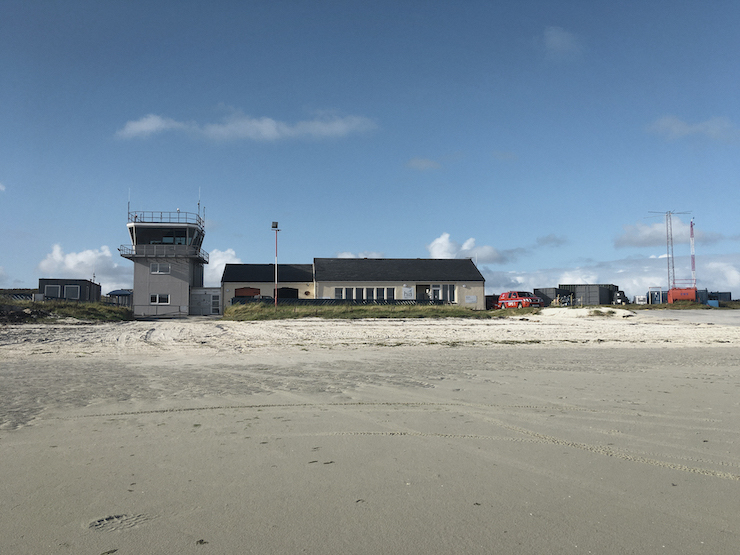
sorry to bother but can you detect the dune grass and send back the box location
[222,302,527,321]
[0,299,133,322]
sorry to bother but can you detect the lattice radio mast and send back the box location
[649,210,691,290]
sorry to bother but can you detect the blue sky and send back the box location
[2,1,739,299]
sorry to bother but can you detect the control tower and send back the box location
[120,209,209,317]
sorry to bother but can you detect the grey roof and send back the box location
[313,258,484,282]
[221,264,313,283]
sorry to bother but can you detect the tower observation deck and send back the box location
[119,211,209,263]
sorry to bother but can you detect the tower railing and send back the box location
[119,244,209,263]
[128,211,204,229]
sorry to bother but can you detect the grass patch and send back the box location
[629,302,714,311]
[223,303,511,321]
[589,308,616,317]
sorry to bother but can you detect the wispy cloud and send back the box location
[615,219,725,249]
[536,234,568,247]
[0,181,6,192]
[406,157,442,171]
[647,115,739,142]
[427,232,567,265]
[116,114,190,138]
[117,110,377,141]
[541,26,583,61]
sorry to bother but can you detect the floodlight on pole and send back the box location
[272,222,279,308]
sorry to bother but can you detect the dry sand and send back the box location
[1,308,739,554]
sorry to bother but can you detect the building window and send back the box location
[365,288,374,301]
[64,285,80,300]
[386,287,395,300]
[150,294,170,304]
[150,263,171,274]
[442,284,456,302]
[211,294,220,315]
[345,287,353,300]
[431,284,441,301]
[376,287,384,301]
[44,285,61,298]
[355,288,364,301]
[335,288,343,299]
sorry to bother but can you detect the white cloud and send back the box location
[0,182,6,192]
[205,248,242,286]
[116,114,190,138]
[647,115,739,142]
[615,218,725,248]
[557,269,600,285]
[406,157,442,171]
[336,251,385,259]
[542,26,583,61]
[117,111,377,141]
[36,244,131,294]
[427,233,517,264]
[704,260,740,290]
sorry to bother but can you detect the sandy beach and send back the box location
[1,308,739,554]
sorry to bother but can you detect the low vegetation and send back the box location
[629,301,714,311]
[223,302,528,321]
[589,308,617,317]
[0,299,133,323]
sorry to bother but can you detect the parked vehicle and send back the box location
[612,290,629,305]
[496,291,544,309]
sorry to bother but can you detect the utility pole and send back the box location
[666,211,675,290]
[272,222,279,309]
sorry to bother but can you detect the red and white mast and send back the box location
[690,218,696,288]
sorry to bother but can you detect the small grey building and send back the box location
[38,279,101,302]
[558,284,619,306]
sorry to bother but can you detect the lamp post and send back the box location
[272,222,279,309]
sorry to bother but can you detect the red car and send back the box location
[496,291,544,309]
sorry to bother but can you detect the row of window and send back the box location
[44,285,80,300]
[335,287,396,301]
[150,263,171,274]
[335,285,456,302]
